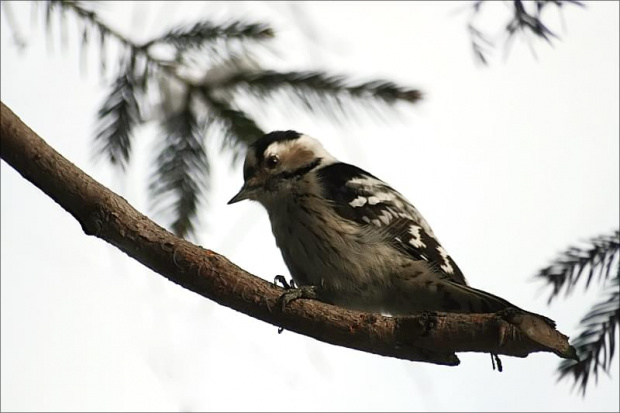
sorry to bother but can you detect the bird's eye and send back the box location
[266,155,279,169]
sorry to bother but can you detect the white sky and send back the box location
[1,1,619,411]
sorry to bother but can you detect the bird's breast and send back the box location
[266,194,400,309]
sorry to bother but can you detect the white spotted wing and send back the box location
[317,162,467,285]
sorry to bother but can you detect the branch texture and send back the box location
[1,101,576,366]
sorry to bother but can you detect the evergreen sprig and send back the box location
[150,94,209,239]
[222,70,422,122]
[536,229,620,395]
[557,274,619,396]
[17,1,424,238]
[146,21,274,51]
[199,88,265,159]
[536,230,620,303]
[94,65,140,170]
[467,0,584,64]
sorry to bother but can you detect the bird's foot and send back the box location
[280,285,319,311]
[278,285,319,312]
[274,275,318,310]
[419,311,439,335]
[275,282,319,334]
[274,275,296,290]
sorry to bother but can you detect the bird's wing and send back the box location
[317,162,467,285]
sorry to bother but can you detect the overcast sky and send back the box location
[2,1,619,411]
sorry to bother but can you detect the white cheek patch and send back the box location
[408,225,426,249]
[436,246,454,274]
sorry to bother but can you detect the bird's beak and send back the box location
[228,184,252,204]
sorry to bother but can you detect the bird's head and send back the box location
[228,130,336,205]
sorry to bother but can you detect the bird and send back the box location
[227,130,552,323]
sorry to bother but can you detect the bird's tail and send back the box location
[439,280,556,327]
[396,277,578,361]
[444,280,579,361]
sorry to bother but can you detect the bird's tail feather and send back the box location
[438,280,556,327]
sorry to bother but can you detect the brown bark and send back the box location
[0,101,576,366]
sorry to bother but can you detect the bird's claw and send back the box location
[275,281,318,334]
[274,275,296,290]
[491,353,503,372]
[274,276,304,334]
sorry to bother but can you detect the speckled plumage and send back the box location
[228,131,540,319]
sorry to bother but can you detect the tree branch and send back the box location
[1,101,576,366]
